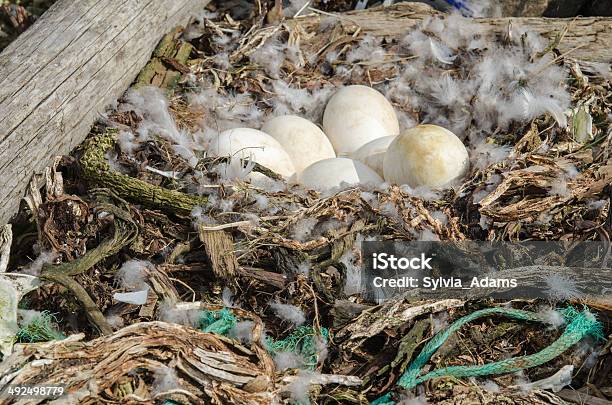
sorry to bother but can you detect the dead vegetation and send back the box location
[0,0,56,50]
[1,1,611,404]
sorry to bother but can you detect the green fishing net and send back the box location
[16,311,65,343]
[199,308,328,371]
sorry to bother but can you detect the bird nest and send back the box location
[2,1,611,404]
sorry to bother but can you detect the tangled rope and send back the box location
[200,308,237,335]
[16,311,65,343]
[265,325,330,369]
[199,308,328,370]
[371,306,603,405]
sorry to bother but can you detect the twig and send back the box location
[43,272,114,335]
[533,43,587,77]
[197,215,284,231]
[169,277,197,302]
[293,0,311,18]
[41,204,138,335]
[281,373,362,387]
[306,6,360,26]
[355,56,418,66]
[307,282,321,334]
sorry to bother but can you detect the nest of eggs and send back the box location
[90,0,612,243]
[4,1,612,404]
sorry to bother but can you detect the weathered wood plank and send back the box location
[290,3,612,63]
[0,0,210,226]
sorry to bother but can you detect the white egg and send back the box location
[261,115,336,173]
[297,158,383,191]
[383,124,469,188]
[323,85,400,155]
[208,128,296,178]
[350,135,396,177]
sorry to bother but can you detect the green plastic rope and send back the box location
[200,308,238,335]
[265,325,330,369]
[371,306,603,405]
[16,311,66,343]
[199,308,329,371]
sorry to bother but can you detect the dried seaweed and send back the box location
[1,1,611,404]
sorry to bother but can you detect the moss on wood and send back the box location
[79,130,207,215]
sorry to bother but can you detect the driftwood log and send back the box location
[1,1,611,227]
[421,0,612,17]
[0,0,210,227]
[290,3,612,64]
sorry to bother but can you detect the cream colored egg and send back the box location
[208,128,296,178]
[261,115,336,173]
[350,135,396,177]
[323,85,400,155]
[297,158,383,191]
[383,125,469,188]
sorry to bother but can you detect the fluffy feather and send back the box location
[157,301,201,327]
[115,260,152,290]
[270,301,306,326]
[341,245,362,296]
[274,351,305,370]
[387,13,571,147]
[151,366,180,395]
[544,273,583,301]
[120,87,199,167]
[479,380,500,393]
[249,37,287,78]
[21,251,57,277]
[291,217,318,242]
[346,35,386,64]
[285,371,319,403]
[270,80,334,122]
[229,320,255,344]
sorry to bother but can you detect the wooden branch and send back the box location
[42,272,115,336]
[159,263,288,289]
[0,0,210,226]
[292,3,611,64]
[80,131,208,214]
[40,204,138,335]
